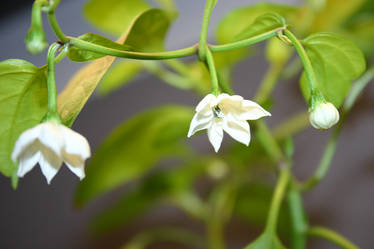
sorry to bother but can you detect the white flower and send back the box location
[309,102,340,129]
[12,122,91,184]
[188,93,271,152]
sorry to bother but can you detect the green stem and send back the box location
[48,13,68,43]
[31,0,48,28]
[287,184,308,249]
[69,37,198,60]
[199,0,216,60]
[46,43,61,119]
[265,167,290,234]
[308,226,361,249]
[301,123,342,191]
[283,29,318,92]
[210,28,283,53]
[205,47,220,95]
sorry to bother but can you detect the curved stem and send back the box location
[46,43,61,119]
[283,29,318,92]
[265,167,290,234]
[69,37,198,60]
[308,226,361,249]
[210,28,283,53]
[199,0,216,60]
[48,13,68,43]
[205,47,219,95]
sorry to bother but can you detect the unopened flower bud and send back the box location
[309,102,339,129]
[25,27,48,54]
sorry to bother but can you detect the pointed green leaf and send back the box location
[235,13,286,42]
[125,9,175,52]
[68,33,132,62]
[216,3,296,44]
[84,0,151,35]
[75,105,193,206]
[300,32,366,107]
[0,59,48,186]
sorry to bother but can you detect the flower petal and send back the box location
[38,122,65,157]
[39,145,63,184]
[11,125,41,162]
[207,120,224,152]
[60,125,91,164]
[17,150,41,178]
[187,112,213,137]
[223,114,251,146]
[196,94,216,113]
[239,100,271,120]
[65,163,85,180]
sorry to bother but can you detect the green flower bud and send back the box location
[25,26,48,54]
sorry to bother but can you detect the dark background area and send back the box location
[0,1,373,249]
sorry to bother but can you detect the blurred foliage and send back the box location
[75,105,193,206]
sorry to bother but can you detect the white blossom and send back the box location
[188,93,271,152]
[309,102,340,129]
[12,122,91,184]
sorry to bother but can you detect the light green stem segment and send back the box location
[69,37,198,60]
[308,226,361,249]
[254,63,284,104]
[31,0,48,28]
[210,28,282,53]
[287,184,307,249]
[46,43,61,121]
[199,0,216,60]
[205,47,220,95]
[265,167,290,234]
[283,29,318,93]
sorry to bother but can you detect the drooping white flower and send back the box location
[188,93,271,152]
[12,122,91,184]
[309,102,339,129]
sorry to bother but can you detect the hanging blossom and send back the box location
[12,122,91,184]
[188,93,271,152]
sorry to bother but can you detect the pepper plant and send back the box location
[1,0,374,248]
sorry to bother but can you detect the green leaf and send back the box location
[300,32,366,107]
[92,160,205,232]
[98,60,143,95]
[0,59,48,186]
[84,0,151,35]
[235,13,286,42]
[125,9,175,52]
[75,105,193,206]
[244,233,287,249]
[68,33,132,62]
[216,3,296,44]
[154,0,177,11]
